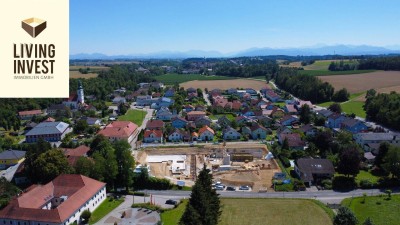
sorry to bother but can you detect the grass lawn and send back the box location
[105,101,113,107]
[341,101,366,118]
[219,198,333,225]
[355,170,380,184]
[299,70,376,76]
[89,197,124,224]
[248,76,266,80]
[118,109,146,126]
[161,200,188,225]
[209,113,236,121]
[154,73,237,85]
[342,195,400,225]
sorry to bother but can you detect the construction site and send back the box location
[135,143,281,192]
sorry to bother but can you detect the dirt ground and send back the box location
[180,79,270,90]
[353,85,400,102]
[318,71,400,94]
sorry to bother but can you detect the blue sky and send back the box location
[70,0,400,55]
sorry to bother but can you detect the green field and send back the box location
[209,113,236,121]
[299,69,376,76]
[161,198,333,225]
[304,60,337,70]
[118,109,146,126]
[342,195,400,225]
[154,73,237,85]
[341,101,366,118]
[354,170,380,184]
[161,200,188,225]
[89,197,124,224]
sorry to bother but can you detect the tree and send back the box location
[333,206,358,225]
[304,142,319,157]
[180,164,221,225]
[113,140,135,191]
[363,217,375,225]
[383,146,400,179]
[281,138,289,151]
[332,88,350,102]
[80,209,91,222]
[374,142,390,168]
[299,104,311,124]
[74,156,95,177]
[33,149,73,183]
[328,103,342,114]
[337,147,361,177]
[74,119,88,134]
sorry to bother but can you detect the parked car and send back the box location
[165,199,178,205]
[214,185,225,190]
[239,185,250,191]
[226,186,235,191]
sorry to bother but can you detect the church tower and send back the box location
[77,80,84,104]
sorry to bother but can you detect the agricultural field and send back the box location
[69,71,99,79]
[69,65,110,79]
[154,73,237,85]
[180,79,269,90]
[299,69,375,76]
[342,195,400,225]
[318,71,400,94]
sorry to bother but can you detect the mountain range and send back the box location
[70,44,400,60]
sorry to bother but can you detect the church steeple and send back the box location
[77,80,84,104]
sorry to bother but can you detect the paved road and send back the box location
[202,91,211,106]
[145,188,389,204]
[129,105,154,149]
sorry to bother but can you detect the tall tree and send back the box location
[337,147,361,177]
[180,165,221,225]
[383,146,400,179]
[74,156,95,177]
[374,142,390,168]
[328,103,342,114]
[33,149,73,183]
[113,140,135,191]
[299,104,311,124]
[333,207,358,225]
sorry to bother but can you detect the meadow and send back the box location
[154,73,237,85]
[118,109,146,126]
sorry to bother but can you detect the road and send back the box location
[202,91,211,106]
[145,188,389,204]
[140,140,267,148]
[130,104,154,149]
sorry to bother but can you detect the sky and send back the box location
[70,0,400,55]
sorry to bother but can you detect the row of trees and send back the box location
[215,62,278,78]
[358,56,400,71]
[328,60,357,71]
[364,90,400,130]
[274,67,335,103]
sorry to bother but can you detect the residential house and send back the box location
[85,117,101,126]
[280,115,299,126]
[278,133,306,150]
[168,129,189,142]
[187,111,206,121]
[0,174,106,225]
[295,101,314,110]
[354,132,400,151]
[195,105,206,112]
[47,104,69,116]
[184,104,195,113]
[61,145,90,166]
[156,107,174,121]
[25,121,70,143]
[227,88,237,94]
[186,87,197,93]
[198,125,215,141]
[144,130,163,143]
[255,115,273,127]
[18,110,43,120]
[277,126,293,135]
[235,116,248,125]
[191,132,199,141]
[146,119,165,130]
[231,100,242,111]
[98,121,138,143]
[43,117,56,122]
[316,109,333,118]
[164,88,175,97]
[195,117,212,128]
[298,124,318,137]
[270,107,285,119]
[112,96,126,105]
[284,104,297,115]
[326,114,346,129]
[264,89,281,102]
[364,152,376,164]
[223,127,241,140]
[136,95,153,106]
[340,118,368,134]
[294,158,335,186]
[171,117,188,129]
[0,150,26,170]
[245,88,257,95]
[150,81,164,89]
[249,124,268,139]
[217,116,231,127]
[151,97,174,109]
[241,126,252,137]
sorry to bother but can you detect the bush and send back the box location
[80,209,91,221]
[377,177,400,188]
[359,179,374,189]
[279,156,291,168]
[332,176,356,191]
[321,179,333,190]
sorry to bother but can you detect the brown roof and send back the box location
[187,111,206,116]
[18,110,42,116]
[146,120,165,129]
[44,117,56,122]
[198,125,215,135]
[62,145,90,157]
[144,130,163,138]
[0,174,105,223]
[98,121,138,138]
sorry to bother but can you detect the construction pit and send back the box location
[136,143,281,192]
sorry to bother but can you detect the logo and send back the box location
[21,17,46,38]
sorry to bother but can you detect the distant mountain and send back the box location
[235,45,400,57]
[70,44,400,60]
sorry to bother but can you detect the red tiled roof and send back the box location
[44,117,56,122]
[62,145,90,157]
[187,111,206,116]
[66,93,78,102]
[144,130,163,138]
[98,121,138,139]
[18,110,42,116]
[198,125,215,135]
[0,174,105,223]
[146,120,165,129]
